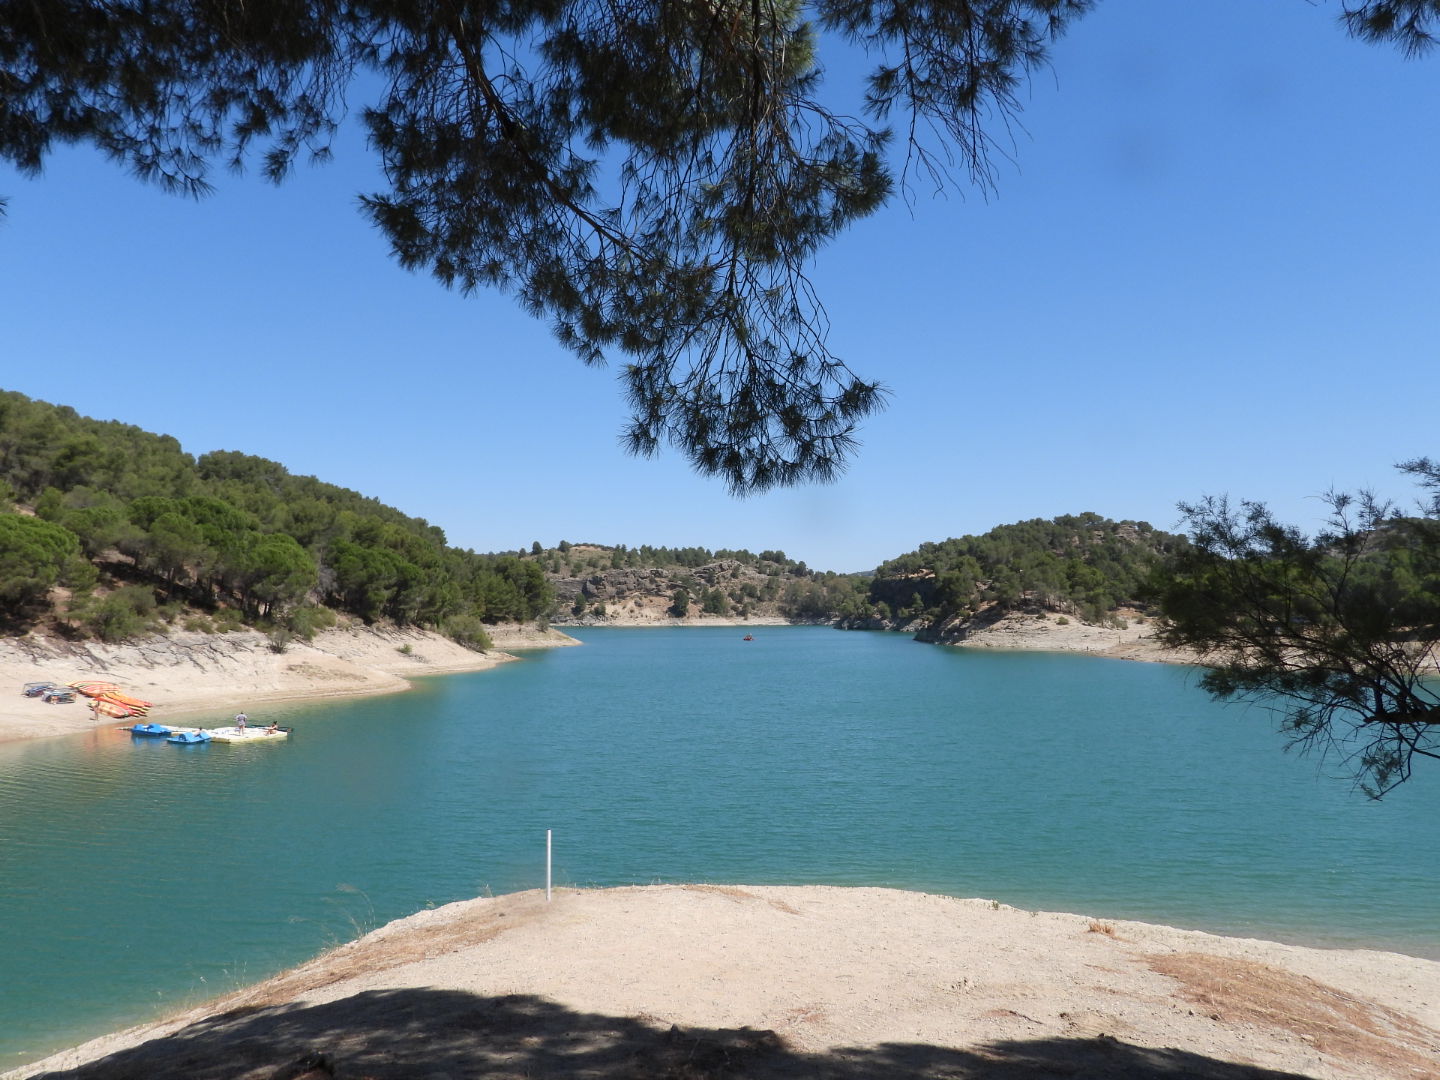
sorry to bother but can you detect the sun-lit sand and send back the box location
[9,884,1438,1079]
[0,623,576,743]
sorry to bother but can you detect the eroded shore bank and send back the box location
[0,624,579,743]
[10,884,1438,1080]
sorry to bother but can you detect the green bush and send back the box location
[212,608,246,632]
[286,604,337,641]
[84,586,158,642]
[444,614,493,651]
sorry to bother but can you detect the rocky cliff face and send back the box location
[548,560,789,623]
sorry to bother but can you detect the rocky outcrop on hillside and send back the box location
[548,560,789,623]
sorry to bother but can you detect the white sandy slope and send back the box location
[10,885,1438,1079]
[929,607,1199,664]
[0,623,578,742]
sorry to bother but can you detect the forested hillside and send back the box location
[859,513,1190,629]
[0,391,550,645]
[528,541,866,622]
[0,393,1191,647]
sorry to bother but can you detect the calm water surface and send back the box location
[2,626,1437,1065]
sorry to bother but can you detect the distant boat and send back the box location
[743,634,754,641]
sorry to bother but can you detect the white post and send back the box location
[546,829,552,902]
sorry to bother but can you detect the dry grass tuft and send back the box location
[682,884,801,915]
[1086,921,1116,937]
[1149,952,1440,1077]
[231,898,537,1008]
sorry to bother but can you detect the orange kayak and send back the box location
[101,691,153,709]
[70,681,122,698]
[92,699,137,718]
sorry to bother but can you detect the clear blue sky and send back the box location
[2,0,1437,572]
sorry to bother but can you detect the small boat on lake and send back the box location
[743,634,754,641]
[208,725,291,743]
[129,722,173,737]
[167,730,211,745]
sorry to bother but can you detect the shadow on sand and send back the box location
[29,987,1319,1079]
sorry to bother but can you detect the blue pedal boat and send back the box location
[129,722,173,737]
[167,730,211,745]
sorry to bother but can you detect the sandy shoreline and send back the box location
[0,624,579,744]
[927,608,1198,664]
[11,884,1438,1079]
[0,617,1189,746]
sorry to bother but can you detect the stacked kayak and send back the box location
[72,683,154,718]
[94,699,139,718]
[70,681,120,698]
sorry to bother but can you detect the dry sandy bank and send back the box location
[11,884,1437,1080]
[937,610,1198,664]
[0,624,578,743]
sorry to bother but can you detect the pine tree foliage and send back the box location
[11,2,1430,489]
[1155,467,1440,797]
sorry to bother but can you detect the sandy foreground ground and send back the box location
[10,884,1438,1080]
[0,624,578,743]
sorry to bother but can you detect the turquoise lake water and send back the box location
[2,625,1437,1067]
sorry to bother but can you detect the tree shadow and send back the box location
[27,987,1321,1080]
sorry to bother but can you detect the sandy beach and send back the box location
[10,884,1438,1079]
[0,623,578,743]
[927,608,1199,664]
[0,616,1190,746]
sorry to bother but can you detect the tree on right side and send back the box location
[1154,460,1440,797]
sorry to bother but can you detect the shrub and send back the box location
[286,605,337,641]
[444,615,493,651]
[212,608,246,632]
[84,586,157,642]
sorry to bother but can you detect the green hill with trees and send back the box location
[526,541,867,623]
[0,392,1191,646]
[0,391,550,647]
[856,513,1191,632]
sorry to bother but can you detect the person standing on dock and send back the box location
[234,711,248,730]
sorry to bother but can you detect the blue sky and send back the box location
[2,0,1437,572]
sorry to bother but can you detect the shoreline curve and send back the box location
[8,884,1438,1080]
